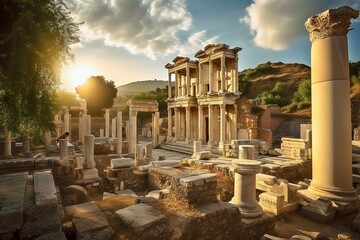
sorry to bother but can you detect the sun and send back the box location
[69,65,94,86]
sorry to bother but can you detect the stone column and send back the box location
[219,104,226,148]
[174,108,179,141]
[175,70,179,97]
[79,111,84,143]
[105,109,110,138]
[209,60,213,93]
[111,118,117,139]
[193,141,202,154]
[305,6,359,202]
[125,120,129,141]
[220,54,226,92]
[86,115,91,136]
[186,65,191,96]
[117,111,123,156]
[198,106,204,144]
[59,139,68,158]
[208,105,214,147]
[185,106,191,143]
[234,57,239,92]
[3,129,12,159]
[64,109,70,134]
[168,73,172,98]
[152,111,160,147]
[233,104,238,139]
[84,135,95,168]
[129,110,137,156]
[239,145,255,160]
[198,63,202,95]
[167,108,172,140]
[99,129,104,137]
[230,159,263,218]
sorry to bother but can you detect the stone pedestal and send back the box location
[305,6,359,202]
[230,159,263,218]
[239,145,255,160]
[193,141,202,154]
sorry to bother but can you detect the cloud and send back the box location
[69,0,216,59]
[239,0,354,51]
[177,30,219,56]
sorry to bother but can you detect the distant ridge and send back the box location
[116,80,170,96]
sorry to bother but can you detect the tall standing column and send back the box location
[64,109,70,133]
[4,129,12,159]
[208,60,213,93]
[117,111,122,156]
[174,108,179,141]
[105,109,110,138]
[175,71,179,97]
[208,105,214,147]
[167,108,172,141]
[168,72,172,98]
[185,106,191,143]
[111,118,117,139]
[86,115,91,136]
[129,110,137,156]
[219,104,226,148]
[152,111,160,147]
[198,63,202,95]
[233,104,238,140]
[220,55,226,92]
[198,106,204,144]
[234,57,239,92]
[305,6,359,202]
[186,65,191,96]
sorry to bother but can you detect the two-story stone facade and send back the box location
[166,44,246,149]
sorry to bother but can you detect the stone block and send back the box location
[301,197,336,223]
[151,160,181,168]
[256,173,276,185]
[34,171,57,208]
[259,192,284,215]
[193,151,211,160]
[352,163,360,175]
[115,204,166,232]
[0,172,28,233]
[82,169,99,180]
[180,173,217,187]
[115,189,138,198]
[111,158,131,168]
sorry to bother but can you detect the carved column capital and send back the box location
[305,6,359,42]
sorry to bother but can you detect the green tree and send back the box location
[286,79,311,112]
[55,90,79,107]
[0,0,80,149]
[76,76,117,116]
[258,82,290,107]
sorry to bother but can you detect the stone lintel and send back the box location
[305,6,359,42]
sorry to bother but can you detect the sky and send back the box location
[60,0,360,92]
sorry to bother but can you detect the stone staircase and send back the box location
[159,141,222,157]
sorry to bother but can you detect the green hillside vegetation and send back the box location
[116,80,169,96]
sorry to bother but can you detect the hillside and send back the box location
[239,62,311,99]
[117,80,169,96]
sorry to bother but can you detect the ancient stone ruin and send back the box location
[1,5,360,240]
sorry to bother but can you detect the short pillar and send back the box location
[84,135,95,169]
[239,145,255,160]
[305,6,359,202]
[152,111,160,147]
[230,159,263,218]
[59,139,68,165]
[193,141,202,154]
[4,129,12,159]
[99,129,104,138]
[86,115,91,136]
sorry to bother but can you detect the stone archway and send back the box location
[128,100,159,156]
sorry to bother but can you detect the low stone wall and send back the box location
[107,167,147,192]
[169,172,217,205]
[148,167,179,190]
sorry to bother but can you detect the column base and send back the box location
[230,200,263,218]
[306,182,359,203]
